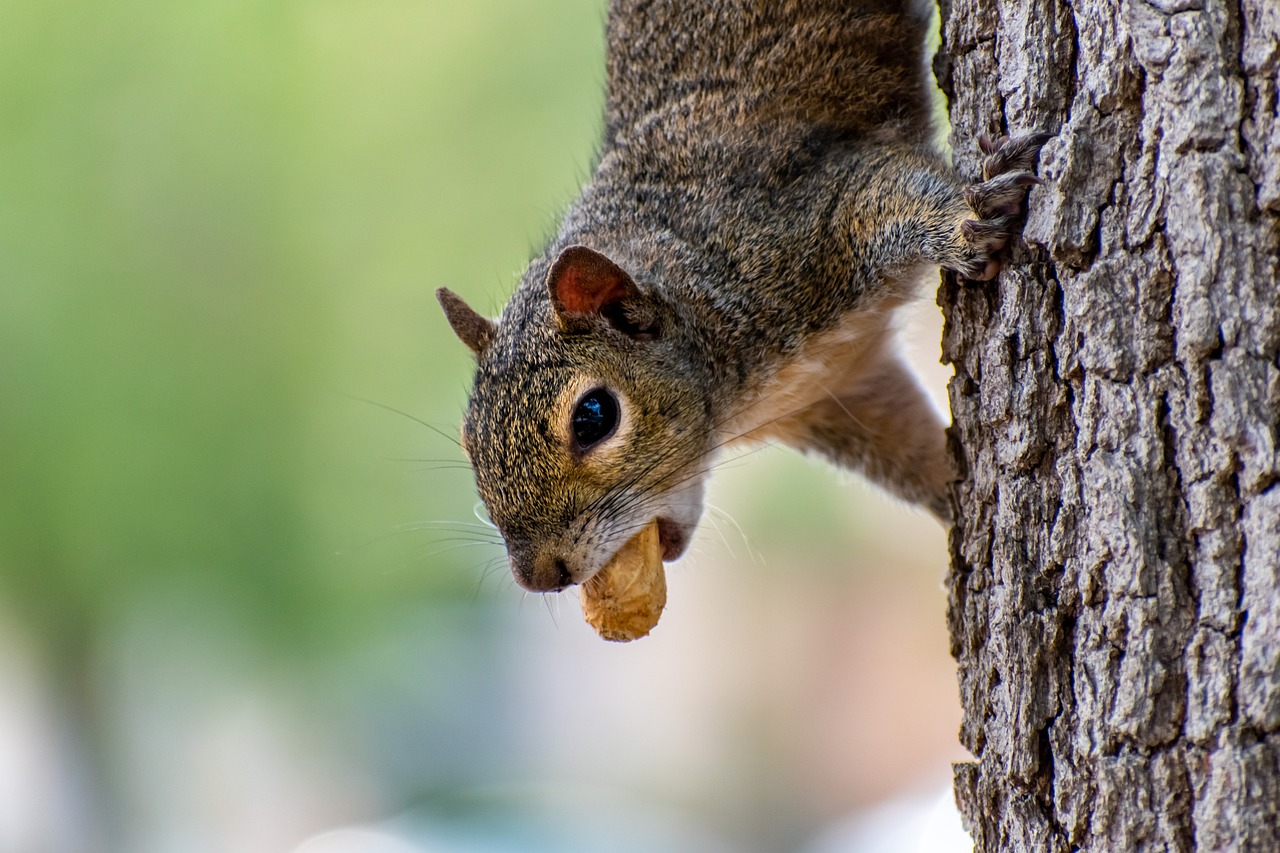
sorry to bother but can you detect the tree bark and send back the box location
[936,1,1280,850]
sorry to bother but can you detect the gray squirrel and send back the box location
[438,0,1048,593]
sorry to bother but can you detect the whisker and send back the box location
[341,392,463,449]
[816,380,872,432]
[707,502,766,566]
[416,540,506,562]
[470,554,512,596]
[701,504,736,559]
[355,520,503,548]
[542,593,561,629]
[405,519,504,531]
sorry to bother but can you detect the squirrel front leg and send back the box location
[837,132,1052,283]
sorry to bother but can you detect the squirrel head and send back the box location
[438,246,711,593]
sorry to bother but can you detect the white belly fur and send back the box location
[717,292,910,448]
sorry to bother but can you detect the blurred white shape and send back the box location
[806,786,972,853]
[292,780,741,853]
[295,828,430,853]
[0,628,96,853]
[294,825,535,853]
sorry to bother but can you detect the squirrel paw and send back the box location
[951,131,1053,281]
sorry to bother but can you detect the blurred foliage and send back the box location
[0,0,943,665]
[0,3,958,850]
[0,0,608,662]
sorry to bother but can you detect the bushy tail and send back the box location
[605,0,934,142]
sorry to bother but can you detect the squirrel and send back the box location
[437,0,1049,594]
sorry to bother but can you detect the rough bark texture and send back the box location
[937,1,1280,850]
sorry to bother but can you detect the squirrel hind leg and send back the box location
[949,131,1054,281]
[772,350,954,523]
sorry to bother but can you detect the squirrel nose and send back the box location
[514,552,574,592]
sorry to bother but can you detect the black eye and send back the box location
[571,388,619,449]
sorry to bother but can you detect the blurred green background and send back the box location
[0,2,963,852]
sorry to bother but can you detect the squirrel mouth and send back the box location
[655,516,689,561]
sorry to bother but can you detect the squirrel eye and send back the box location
[571,388,619,449]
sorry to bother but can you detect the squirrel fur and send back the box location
[438,0,1049,593]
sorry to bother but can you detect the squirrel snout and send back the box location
[513,551,575,593]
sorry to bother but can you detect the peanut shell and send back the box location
[580,520,666,642]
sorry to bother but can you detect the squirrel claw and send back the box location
[964,172,1041,219]
[961,215,1018,252]
[977,133,1006,156]
[952,131,1052,281]
[981,131,1054,180]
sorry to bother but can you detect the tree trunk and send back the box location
[936,1,1280,850]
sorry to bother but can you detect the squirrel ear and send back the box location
[437,287,496,355]
[546,245,658,339]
